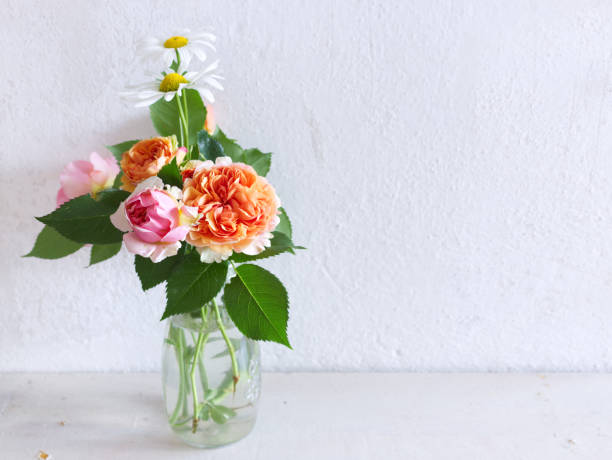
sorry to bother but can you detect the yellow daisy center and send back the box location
[164,36,189,49]
[159,73,189,92]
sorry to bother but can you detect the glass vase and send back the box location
[161,303,261,448]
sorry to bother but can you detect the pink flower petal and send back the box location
[110,202,132,232]
[89,152,119,175]
[56,188,70,208]
[123,232,156,258]
[161,225,190,243]
[149,241,181,262]
[132,225,164,243]
[59,160,93,198]
[115,182,190,252]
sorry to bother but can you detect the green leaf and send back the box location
[231,232,297,263]
[223,264,291,347]
[209,404,236,424]
[106,140,139,163]
[89,242,122,266]
[112,173,123,189]
[242,148,271,176]
[36,189,130,244]
[199,404,211,421]
[212,129,243,158]
[210,129,272,176]
[24,225,83,259]
[162,253,228,319]
[157,157,183,187]
[276,208,292,239]
[150,89,206,146]
[135,254,181,291]
[204,388,221,401]
[197,130,225,161]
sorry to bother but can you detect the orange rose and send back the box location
[182,157,280,262]
[120,136,186,191]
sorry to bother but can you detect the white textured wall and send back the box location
[3,0,612,371]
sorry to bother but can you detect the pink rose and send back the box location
[110,177,198,262]
[56,152,120,207]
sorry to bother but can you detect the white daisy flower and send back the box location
[120,61,224,107]
[137,29,216,68]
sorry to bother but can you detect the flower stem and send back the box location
[181,91,191,159]
[212,299,240,393]
[174,49,181,70]
[189,306,208,433]
[198,333,210,391]
[168,325,187,425]
[176,95,189,151]
[172,48,190,154]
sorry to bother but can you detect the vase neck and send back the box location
[169,305,235,334]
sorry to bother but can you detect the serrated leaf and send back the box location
[157,157,183,187]
[36,189,130,244]
[150,89,206,146]
[276,208,292,239]
[210,129,272,176]
[223,264,291,347]
[89,242,122,266]
[106,140,139,163]
[135,254,181,291]
[231,232,297,263]
[197,130,225,161]
[162,253,228,319]
[24,225,83,259]
[242,148,271,176]
[212,129,243,158]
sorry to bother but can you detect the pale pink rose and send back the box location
[110,177,198,263]
[56,152,120,207]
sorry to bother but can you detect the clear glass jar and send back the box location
[162,304,261,448]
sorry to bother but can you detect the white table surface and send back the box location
[1,373,611,459]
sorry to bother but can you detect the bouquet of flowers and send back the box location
[26,29,300,447]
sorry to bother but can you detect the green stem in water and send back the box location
[168,325,187,425]
[198,333,210,392]
[191,329,210,393]
[189,306,208,433]
[212,299,240,393]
